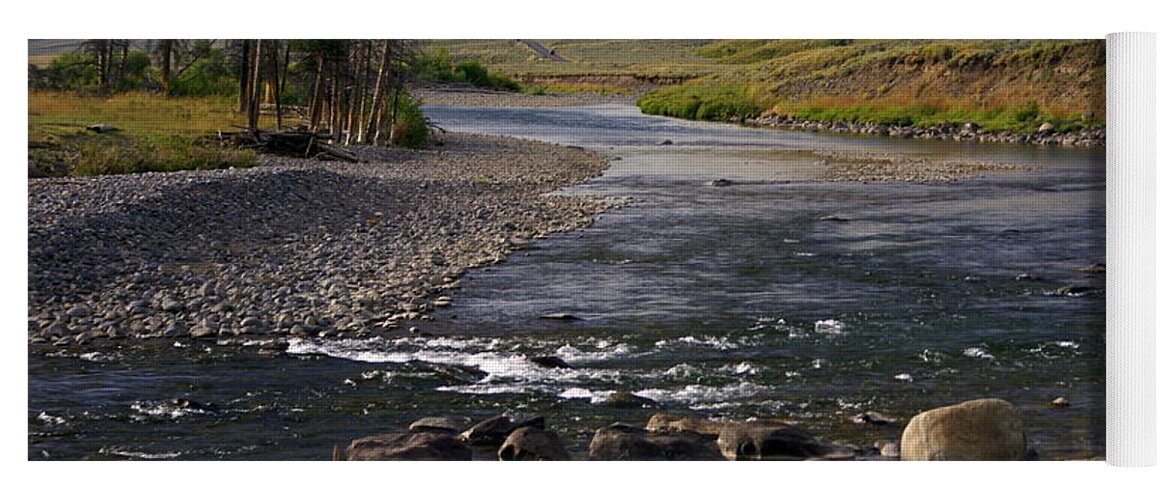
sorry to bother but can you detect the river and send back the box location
[28,104,1105,460]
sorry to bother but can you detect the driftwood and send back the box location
[214,129,359,162]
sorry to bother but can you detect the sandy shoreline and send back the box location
[27,133,623,345]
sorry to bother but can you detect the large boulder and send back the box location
[346,431,472,461]
[899,398,1028,461]
[646,412,727,437]
[498,427,571,461]
[717,421,852,460]
[588,424,723,460]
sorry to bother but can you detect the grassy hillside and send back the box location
[638,39,1105,133]
[429,39,1105,133]
[426,40,720,92]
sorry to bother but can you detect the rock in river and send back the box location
[346,431,472,461]
[646,412,727,437]
[900,398,1028,461]
[589,424,722,460]
[529,355,574,369]
[603,391,659,408]
[498,427,570,461]
[409,416,470,434]
[717,421,852,460]
[459,415,517,446]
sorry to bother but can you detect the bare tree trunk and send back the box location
[238,40,251,113]
[356,41,373,143]
[269,41,283,130]
[159,39,172,96]
[247,40,263,133]
[308,53,326,133]
[345,41,366,145]
[364,40,392,144]
[118,40,129,86]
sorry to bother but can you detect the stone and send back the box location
[900,398,1028,461]
[161,298,184,313]
[603,391,659,408]
[1051,285,1096,297]
[86,123,119,133]
[646,413,727,437]
[409,416,469,434]
[1079,262,1106,274]
[539,313,582,321]
[852,411,897,426]
[346,431,472,461]
[1038,122,1055,133]
[588,424,723,461]
[66,304,92,318]
[459,415,516,446]
[1050,397,1071,408]
[659,139,674,145]
[529,355,574,369]
[709,178,733,187]
[498,427,570,461]
[190,325,216,338]
[718,422,849,460]
[878,440,901,459]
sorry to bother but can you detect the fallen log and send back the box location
[212,129,359,162]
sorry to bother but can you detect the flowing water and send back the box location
[28,104,1105,460]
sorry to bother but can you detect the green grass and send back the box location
[29,92,259,177]
[636,39,1105,133]
[636,82,769,122]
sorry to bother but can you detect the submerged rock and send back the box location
[900,398,1028,461]
[529,356,574,369]
[603,391,659,408]
[1079,262,1106,274]
[1049,285,1097,297]
[498,427,570,461]
[539,313,582,321]
[346,431,472,461]
[852,411,897,426]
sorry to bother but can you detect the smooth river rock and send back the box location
[588,424,723,461]
[497,427,570,461]
[899,398,1028,461]
[346,431,472,461]
[717,421,852,460]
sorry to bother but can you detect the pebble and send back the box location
[28,133,622,345]
[747,115,1104,148]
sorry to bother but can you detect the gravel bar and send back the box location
[28,133,623,345]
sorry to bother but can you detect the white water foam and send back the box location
[962,347,996,360]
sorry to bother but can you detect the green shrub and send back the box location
[391,93,428,149]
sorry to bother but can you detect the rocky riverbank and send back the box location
[745,115,1106,148]
[342,398,1064,461]
[27,133,623,345]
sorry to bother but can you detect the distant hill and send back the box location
[639,40,1105,131]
